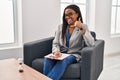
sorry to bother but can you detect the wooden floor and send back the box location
[98,53,120,80]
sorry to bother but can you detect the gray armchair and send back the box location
[24,32,105,80]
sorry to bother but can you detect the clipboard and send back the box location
[44,53,70,60]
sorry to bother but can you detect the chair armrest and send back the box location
[80,40,105,80]
[24,37,54,67]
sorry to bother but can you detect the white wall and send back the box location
[22,0,60,43]
[95,0,120,54]
[0,48,23,59]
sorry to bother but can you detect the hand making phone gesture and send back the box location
[74,18,86,34]
[74,18,82,28]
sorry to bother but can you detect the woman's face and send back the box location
[65,8,78,25]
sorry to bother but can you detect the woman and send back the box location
[43,4,95,80]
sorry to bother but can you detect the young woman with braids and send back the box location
[43,4,95,80]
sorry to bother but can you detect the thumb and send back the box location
[78,17,81,21]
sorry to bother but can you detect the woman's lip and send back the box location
[67,19,72,23]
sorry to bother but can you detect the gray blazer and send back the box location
[52,24,95,61]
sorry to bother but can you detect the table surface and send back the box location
[0,58,52,80]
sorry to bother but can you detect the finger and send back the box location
[74,21,77,27]
[58,53,62,57]
[78,17,81,21]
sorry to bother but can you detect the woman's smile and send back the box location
[67,18,73,24]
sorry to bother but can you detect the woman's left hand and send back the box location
[74,18,82,28]
[74,18,86,34]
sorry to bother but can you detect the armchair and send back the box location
[24,32,105,80]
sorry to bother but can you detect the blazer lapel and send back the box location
[69,27,81,47]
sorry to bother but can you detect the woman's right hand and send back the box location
[53,51,62,57]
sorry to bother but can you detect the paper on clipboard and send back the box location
[44,53,70,60]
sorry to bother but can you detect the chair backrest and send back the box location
[90,31,96,41]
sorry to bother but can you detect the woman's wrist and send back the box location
[80,27,86,35]
[80,27,83,30]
